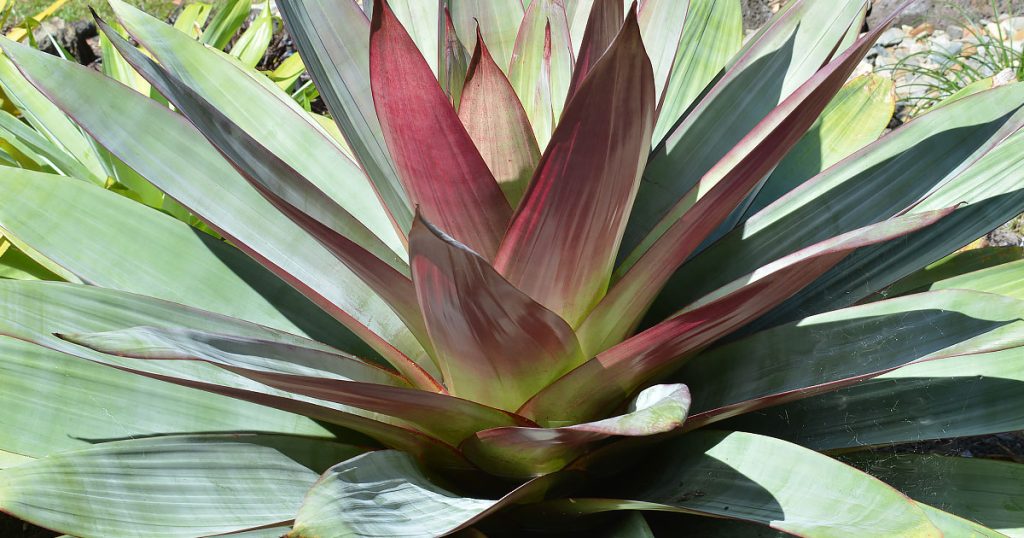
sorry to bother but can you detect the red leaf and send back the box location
[370,0,511,259]
[410,214,584,411]
[519,207,957,425]
[494,7,655,326]
[567,0,624,98]
[459,28,541,207]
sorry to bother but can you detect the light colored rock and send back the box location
[877,27,905,47]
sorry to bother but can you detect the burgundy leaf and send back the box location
[567,0,624,98]
[579,7,908,353]
[519,207,958,425]
[370,0,511,260]
[494,7,655,326]
[410,213,585,412]
[60,326,535,446]
[459,27,542,207]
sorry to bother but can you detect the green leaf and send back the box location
[753,124,1024,330]
[651,83,1024,323]
[440,10,471,108]
[745,73,895,216]
[387,0,440,76]
[290,450,550,537]
[724,346,1024,450]
[229,1,274,68]
[110,0,406,258]
[98,19,149,94]
[201,0,250,49]
[0,336,338,460]
[0,35,425,367]
[0,280,467,470]
[172,1,212,38]
[508,0,574,148]
[623,0,867,259]
[636,0,688,102]
[0,109,96,180]
[0,435,356,538]
[907,252,1024,301]
[0,54,106,184]
[448,0,524,73]
[0,168,356,352]
[552,431,941,537]
[880,246,1024,298]
[277,0,413,233]
[845,454,1023,537]
[678,289,1024,429]
[653,0,742,145]
[0,237,60,281]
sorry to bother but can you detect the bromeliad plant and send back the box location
[0,0,1024,536]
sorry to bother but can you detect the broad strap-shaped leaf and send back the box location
[0,36,428,375]
[459,28,541,207]
[228,0,274,68]
[98,18,437,377]
[0,281,467,471]
[677,290,1024,430]
[109,0,405,257]
[622,0,869,258]
[636,0,688,103]
[0,108,99,181]
[652,0,742,145]
[550,431,941,537]
[0,435,355,538]
[387,0,440,76]
[650,82,1024,323]
[200,0,250,49]
[448,0,525,73]
[750,125,1024,331]
[845,454,1023,537]
[0,337,339,461]
[522,208,956,424]
[277,0,412,233]
[461,384,689,478]
[881,246,1024,299]
[743,73,895,218]
[410,215,584,411]
[440,8,472,108]
[495,8,654,326]
[723,347,1024,451]
[289,450,560,538]
[0,54,107,185]
[580,10,914,348]
[566,0,622,98]
[370,0,511,260]
[508,0,575,148]
[58,326,407,387]
[0,169,356,352]
[60,326,534,446]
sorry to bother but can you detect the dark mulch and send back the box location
[0,514,56,538]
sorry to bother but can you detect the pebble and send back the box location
[876,27,905,47]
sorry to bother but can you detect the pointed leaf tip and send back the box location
[370,0,511,259]
[495,2,655,326]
